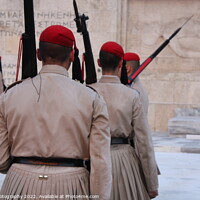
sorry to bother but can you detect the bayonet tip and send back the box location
[181,15,194,28]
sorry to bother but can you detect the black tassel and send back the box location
[120,60,128,85]
[72,48,84,83]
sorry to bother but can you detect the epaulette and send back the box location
[5,80,23,93]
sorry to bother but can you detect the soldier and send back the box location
[124,52,161,176]
[124,52,149,115]
[90,41,159,199]
[0,25,112,200]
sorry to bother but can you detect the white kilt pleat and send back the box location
[110,144,150,200]
[0,164,89,200]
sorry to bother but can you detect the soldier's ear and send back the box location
[118,59,123,68]
[126,64,131,72]
[69,49,75,62]
[36,49,42,61]
[97,59,102,68]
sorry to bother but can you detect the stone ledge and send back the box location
[152,132,200,154]
[168,116,200,135]
[186,135,200,140]
[168,108,200,136]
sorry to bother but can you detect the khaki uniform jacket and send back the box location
[0,65,112,200]
[130,77,149,115]
[91,75,158,192]
[130,77,161,175]
[0,72,4,95]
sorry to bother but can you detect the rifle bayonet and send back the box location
[128,15,194,84]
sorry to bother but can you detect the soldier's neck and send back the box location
[102,70,119,77]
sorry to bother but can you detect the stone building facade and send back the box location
[0,0,199,132]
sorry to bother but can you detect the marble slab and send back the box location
[168,115,200,135]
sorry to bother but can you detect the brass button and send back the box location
[39,175,48,180]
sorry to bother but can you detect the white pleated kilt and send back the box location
[0,163,89,200]
[110,144,150,200]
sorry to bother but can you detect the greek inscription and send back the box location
[36,11,75,20]
[0,10,76,37]
[36,20,75,30]
[0,11,23,19]
[0,20,23,28]
[0,30,22,36]
[2,64,16,86]
[3,64,16,69]
[0,9,77,84]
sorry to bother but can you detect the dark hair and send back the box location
[99,51,121,71]
[39,41,72,63]
[126,60,140,70]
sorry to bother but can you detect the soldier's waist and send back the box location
[12,156,90,169]
[111,137,134,147]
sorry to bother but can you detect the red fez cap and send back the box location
[124,52,140,61]
[40,25,75,48]
[100,41,124,58]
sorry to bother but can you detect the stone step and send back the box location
[168,116,200,135]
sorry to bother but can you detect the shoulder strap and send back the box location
[86,85,97,93]
[5,80,23,93]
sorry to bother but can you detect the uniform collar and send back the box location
[99,75,121,84]
[39,65,69,77]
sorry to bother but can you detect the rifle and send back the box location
[21,0,37,79]
[73,0,97,84]
[0,56,6,91]
[128,15,193,85]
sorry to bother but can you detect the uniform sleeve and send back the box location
[0,73,4,95]
[0,94,12,174]
[89,93,112,200]
[132,94,158,192]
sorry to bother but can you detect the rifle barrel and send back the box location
[73,0,82,33]
[24,0,35,35]
[22,0,37,79]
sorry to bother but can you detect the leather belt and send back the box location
[111,137,134,147]
[111,137,129,145]
[12,157,90,169]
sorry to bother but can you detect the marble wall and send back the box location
[0,0,199,132]
[124,0,200,132]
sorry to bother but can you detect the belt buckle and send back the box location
[39,175,48,180]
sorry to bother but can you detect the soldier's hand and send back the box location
[148,190,158,199]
